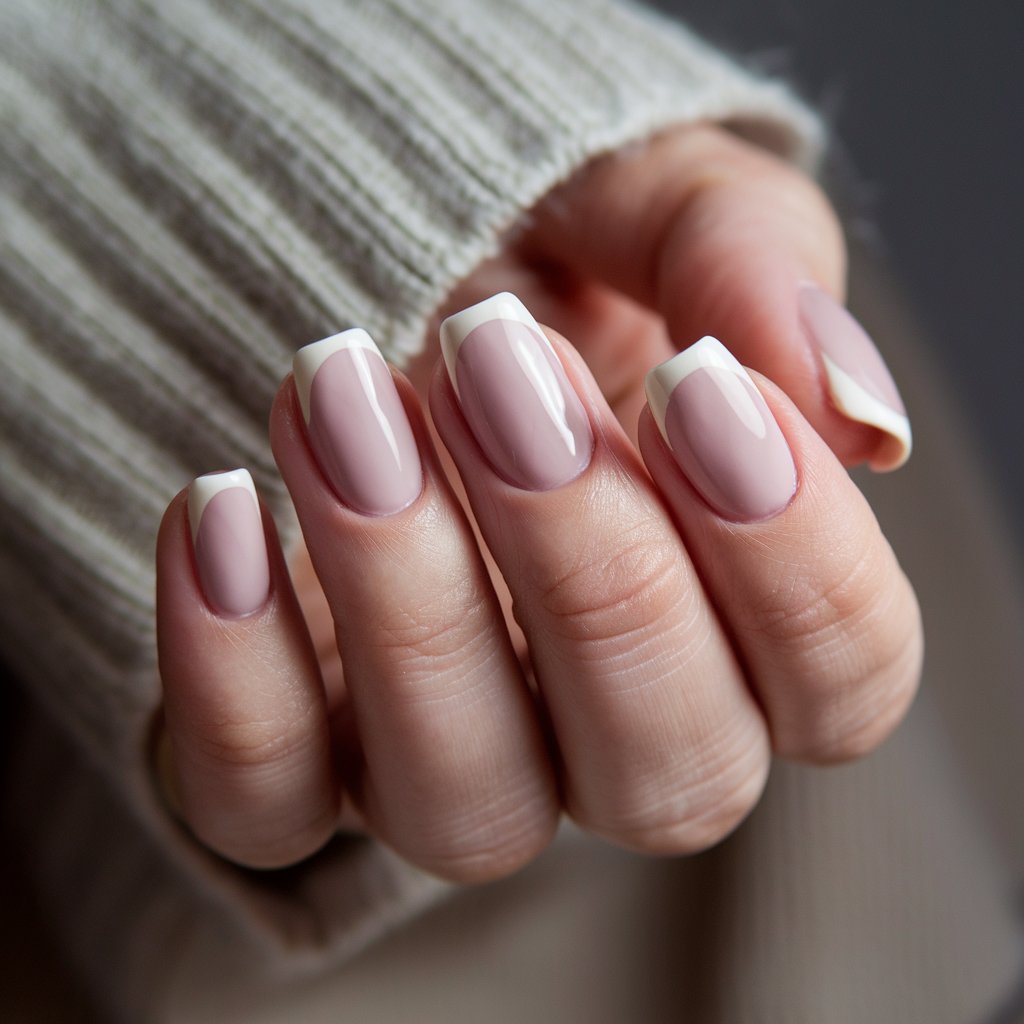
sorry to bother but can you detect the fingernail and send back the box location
[439,292,593,491]
[293,329,422,516]
[798,282,912,470]
[646,337,797,522]
[188,469,270,617]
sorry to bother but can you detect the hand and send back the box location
[156,124,922,879]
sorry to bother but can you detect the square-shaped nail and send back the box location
[646,337,797,522]
[188,469,270,617]
[293,329,422,516]
[439,292,593,491]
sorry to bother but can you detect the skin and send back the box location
[155,124,923,878]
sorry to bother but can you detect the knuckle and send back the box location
[745,534,897,665]
[678,126,841,229]
[537,523,689,649]
[173,701,338,868]
[374,577,488,663]
[757,557,925,762]
[659,128,846,289]
[366,586,506,708]
[188,707,317,773]
[370,589,517,713]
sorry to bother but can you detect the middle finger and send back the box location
[431,293,770,854]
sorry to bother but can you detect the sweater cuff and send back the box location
[7,0,823,368]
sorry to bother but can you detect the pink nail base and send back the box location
[440,294,593,493]
[307,347,422,515]
[189,471,270,618]
[294,330,423,516]
[647,337,797,523]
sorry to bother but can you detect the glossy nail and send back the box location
[188,469,270,617]
[798,282,912,469]
[646,337,797,522]
[293,329,422,516]
[439,292,593,491]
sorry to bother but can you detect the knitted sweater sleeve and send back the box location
[0,0,823,1010]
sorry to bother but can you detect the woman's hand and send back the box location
[155,124,922,879]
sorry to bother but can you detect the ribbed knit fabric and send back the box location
[1,0,827,1018]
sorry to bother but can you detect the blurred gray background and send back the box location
[652,0,1023,532]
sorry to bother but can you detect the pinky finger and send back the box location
[156,469,339,868]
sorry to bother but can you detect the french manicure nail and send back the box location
[293,329,422,516]
[646,337,797,522]
[188,469,270,617]
[798,282,912,469]
[439,292,594,491]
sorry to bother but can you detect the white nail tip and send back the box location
[820,354,913,469]
[293,328,381,423]
[439,292,550,398]
[188,468,259,544]
[645,336,746,443]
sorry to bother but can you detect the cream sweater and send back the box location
[3,1,1022,1022]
